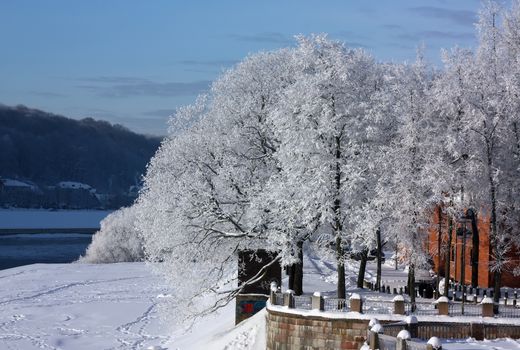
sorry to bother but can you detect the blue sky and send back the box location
[0,0,486,135]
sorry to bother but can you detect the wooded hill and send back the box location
[0,105,161,208]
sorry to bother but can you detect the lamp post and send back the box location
[457,216,472,315]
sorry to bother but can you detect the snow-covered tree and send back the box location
[466,1,520,304]
[136,48,296,322]
[78,206,144,263]
[266,35,380,298]
[375,51,437,305]
[429,46,475,293]
[133,1,520,320]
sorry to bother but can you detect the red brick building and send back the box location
[427,206,520,288]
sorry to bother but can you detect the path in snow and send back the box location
[0,263,172,350]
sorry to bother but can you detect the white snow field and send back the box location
[1,258,520,349]
[0,262,265,350]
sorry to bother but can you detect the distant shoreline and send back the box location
[0,228,97,235]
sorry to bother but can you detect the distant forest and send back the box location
[0,105,162,208]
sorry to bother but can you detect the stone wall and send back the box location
[266,308,368,350]
[266,304,520,349]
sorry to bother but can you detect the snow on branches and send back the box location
[135,0,520,323]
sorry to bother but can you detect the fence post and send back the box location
[369,323,383,350]
[404,316,418,338]
[437,296,449,316]
[427,336,442,350]
[368,331,379,350]
[397,329,410,350]
[270,281,277,304]
[481,296,494,317]
[311,292,324,311]
[393,295,405,315]
[283,289,294,308]
[350,293,362,313]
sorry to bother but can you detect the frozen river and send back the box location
[0,233,93,270]
[0,209,111,269]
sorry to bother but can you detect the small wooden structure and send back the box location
[236,249,281,324]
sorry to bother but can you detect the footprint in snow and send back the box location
[11,314,26,321]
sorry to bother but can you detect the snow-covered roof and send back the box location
[57,181,95,192]
[1,178,38,190]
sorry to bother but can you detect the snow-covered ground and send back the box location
[0,263,265,350]
[0,209,112,229]
[1,258,519,349]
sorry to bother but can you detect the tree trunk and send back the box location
[336,235,346,299]
[444,217,453,296]
[293,240,304,295]
[357,248,369,288]
[437,207,442,293]
[333,132,346,299]
[395,236,399,271]
[408,263,416,307]
[288,265,295,291]
[493,270,501,313]
[487,140,501,307]
[287,241,304,295]
[376,228,382,291]
[469,209,479,288]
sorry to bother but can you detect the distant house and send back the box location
[57,181,96,192]
[54,181,100,209]
[0,178,41,207]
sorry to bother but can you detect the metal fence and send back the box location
[448,302,481,317]
[406,302,438,316]
[378,334,397,350]
[273,292,284,306]
[324,297,350,312]
[498,305,520,318]
[483,323,520,339]
[293,295,312,310]
[406,340,428,350]
[363,299,393,314]
[375,333,432,350]
[381,322,407,337]
[270,292,520,319]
